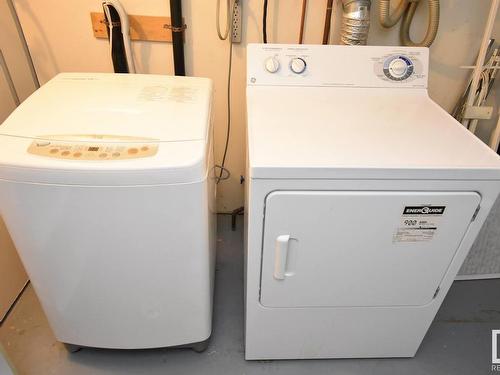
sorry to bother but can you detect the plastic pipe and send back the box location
[379,0,408,28]
[102,0,135,73]
[400,0,439,47]
[379,0,440,47]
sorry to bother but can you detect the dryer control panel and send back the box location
[27,135,159,160]
[247,44,428,88]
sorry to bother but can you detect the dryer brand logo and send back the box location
[403,206,446,215]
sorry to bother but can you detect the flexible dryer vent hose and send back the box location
[379,0,440,47]
[340,0,371,45]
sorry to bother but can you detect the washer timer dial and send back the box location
[383,55,414,81]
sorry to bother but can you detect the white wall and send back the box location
[13,0,500,211]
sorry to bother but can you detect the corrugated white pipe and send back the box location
[379,0,440,47]
[379,0,408,28]
[400,0,439,47]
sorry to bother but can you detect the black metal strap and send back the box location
[164,24,187,33]
[102,19,121,27]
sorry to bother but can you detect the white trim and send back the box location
[455,273,500,281]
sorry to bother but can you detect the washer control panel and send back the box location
[27,135,159,160]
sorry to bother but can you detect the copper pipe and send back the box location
[299,0,307,44]
[323,0,334,44]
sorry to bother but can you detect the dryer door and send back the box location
[259,191,480,308]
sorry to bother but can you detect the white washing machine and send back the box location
[0,73,216,351]
[245,44,500,359]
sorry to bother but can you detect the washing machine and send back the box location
[245,44,500,359]
[0,73,216,351]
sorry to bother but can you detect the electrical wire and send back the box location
[323,0,334,44]
[454,46,499,133]
[215,37,233,184]
[215,0,236,183]
[299,0,307,44]
[263,0,269,43]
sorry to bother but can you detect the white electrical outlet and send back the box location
[232,1,242,43]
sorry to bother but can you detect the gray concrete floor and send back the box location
[1,215,500,375]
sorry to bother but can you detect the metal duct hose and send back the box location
[379,0,440,47]
[340,0,371,45]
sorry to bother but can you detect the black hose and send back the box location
[169,0,186,76]
[263,0,268,43]
[103,4,129,73]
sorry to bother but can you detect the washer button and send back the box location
[73,152,82,158]
[49,148,59,154]
[128,148,139,154]
[61,151,71,156]
[112,152,120,158]
[99,153,107,158]
[141,146,149,152]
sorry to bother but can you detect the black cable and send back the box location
[102,4,129,73]
[169,0,186,76]
[263,0,268,43]
[217,33,233,183]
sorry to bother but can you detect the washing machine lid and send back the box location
[247,86,500,180]
[0,73,213,185]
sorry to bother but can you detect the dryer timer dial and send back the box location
[383,55,414,81]
[290,57,307,74]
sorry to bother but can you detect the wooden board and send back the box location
[90,12,175,42]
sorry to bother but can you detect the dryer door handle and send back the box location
[274,235,290,280]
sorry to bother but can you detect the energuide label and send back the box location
[393,205,446,243]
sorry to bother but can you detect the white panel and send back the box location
[247,44,428,88]
[0,180,214,349]
[260,191,480,308]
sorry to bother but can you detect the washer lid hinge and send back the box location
[471,205,481,222]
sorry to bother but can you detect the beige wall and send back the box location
[12,0,500,212]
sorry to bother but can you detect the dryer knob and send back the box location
[290,57,307,74]
[264,57,280,73]
[388,58,408,78]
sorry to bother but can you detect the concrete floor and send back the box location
[1,215,500,375]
